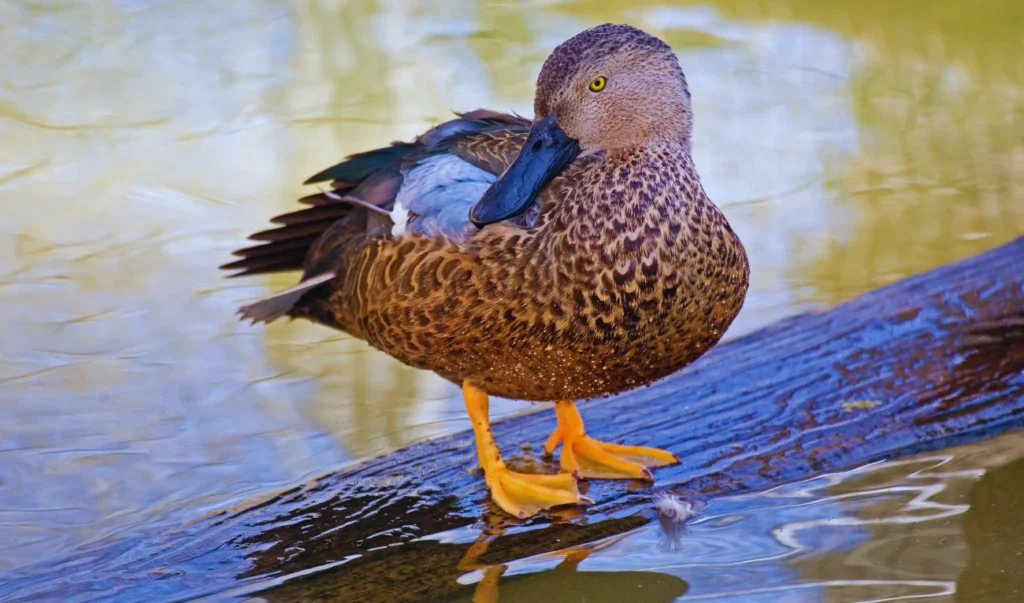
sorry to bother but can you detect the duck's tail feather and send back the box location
[238,272,336,324]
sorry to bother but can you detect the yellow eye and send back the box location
[588,76,607,92]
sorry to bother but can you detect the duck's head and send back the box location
[471,24,692,227]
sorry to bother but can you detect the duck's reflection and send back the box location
[455,517,688,603]
[249,501,676,603]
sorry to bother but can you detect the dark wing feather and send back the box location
[221,110,530,279]
[237,272,338,324]
[303,143,416,185]
[221,162,406,277]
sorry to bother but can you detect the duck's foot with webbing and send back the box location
[463,381,678,518]
[544,400,679,480]
[463,381,593,518]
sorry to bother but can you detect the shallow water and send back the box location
[0,0,1022,601]
[436,431,1024,603]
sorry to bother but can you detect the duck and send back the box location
[223,23,750,518]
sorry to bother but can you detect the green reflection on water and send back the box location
[0,0,1021,598]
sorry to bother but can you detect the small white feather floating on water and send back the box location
[653,490,702,523]
[653,490,704,552]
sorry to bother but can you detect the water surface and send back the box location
[435,431,1024,603]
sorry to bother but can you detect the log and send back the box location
[6,237,1023,603]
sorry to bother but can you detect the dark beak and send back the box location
[469,114,580,227]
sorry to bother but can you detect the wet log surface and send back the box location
[7,237,1024,603]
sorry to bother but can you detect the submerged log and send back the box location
[9,237,1023,602]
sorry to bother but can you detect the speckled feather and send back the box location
[224,24,750,402]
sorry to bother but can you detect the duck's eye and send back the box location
[588,76,607,92]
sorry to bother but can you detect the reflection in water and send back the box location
[449,527,688,603]
[433,432,1022,603]
[0,0,1022,599]
[453,566,689,603]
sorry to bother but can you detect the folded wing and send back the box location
[221,110,530,324]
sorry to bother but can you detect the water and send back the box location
[437,431,1024,603]
[0,0,1022,600]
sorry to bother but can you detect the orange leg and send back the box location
[464,381,592,518]
[544,400,678,480]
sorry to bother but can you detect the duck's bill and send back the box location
[469,114,580,227]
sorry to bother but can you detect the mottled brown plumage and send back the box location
[224,23,750,517]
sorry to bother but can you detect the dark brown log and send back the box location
[6,237,1023,603]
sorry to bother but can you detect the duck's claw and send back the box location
[545,400,678,480]
[486,468,592,518]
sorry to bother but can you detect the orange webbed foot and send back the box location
[486,467,592,518]
[464,381,592,518]
[544,400,679,480]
